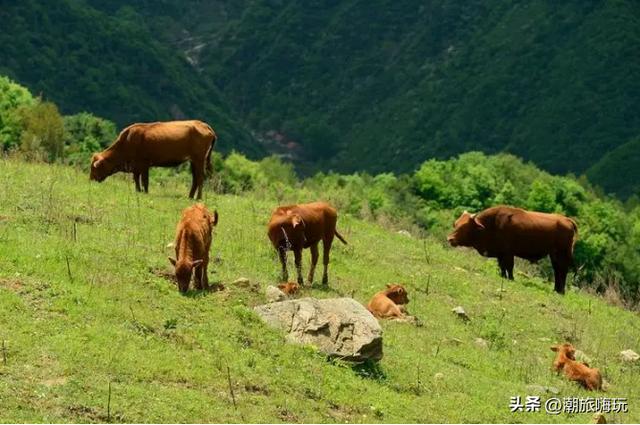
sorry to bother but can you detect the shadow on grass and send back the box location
[181,282,225,298]
[351,359,387,381]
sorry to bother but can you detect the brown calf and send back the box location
[267,201,347,285]
[550,343,602,390]
[367,284,410,319]
[277,281,300,296]
[90,120,216,199]
[168,203,218,293]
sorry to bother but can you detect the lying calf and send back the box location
[367,284,413,320]
[550,343,602,390]
[277,281,300,296]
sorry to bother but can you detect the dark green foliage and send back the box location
[0,0,262,157]
[63,112,117,167]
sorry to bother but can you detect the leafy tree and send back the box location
[19,101,64,162]
[0,76,35,149]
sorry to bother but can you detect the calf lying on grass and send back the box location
[277,281,300,296]
[367,284,415,322]
[551,343,602,390]
[169,203,218,293]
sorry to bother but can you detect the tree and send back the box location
[19,102,65,162]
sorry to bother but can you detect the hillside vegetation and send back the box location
[1,159,639,423]
[2,1,640,196]
[2,75,640,301]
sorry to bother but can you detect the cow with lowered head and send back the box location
[90,120,216,199]
[267,202,347,286]
[447,206,577,294]
[169,203,218,293]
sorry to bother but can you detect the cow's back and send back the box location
[486,207,576,258]
[127,120,214,164]
[175,204,213,257]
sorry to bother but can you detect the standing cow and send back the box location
[267,202,347,286]
[90,120,216,199]
[447,206,577,294]
[168,203,218,293]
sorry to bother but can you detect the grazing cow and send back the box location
[550,343,602,390]
[90,120,216,199]
[267,202,347,285]
[277,281,300,296]
[367,284,410,319]
[168,203,218,293]
[447,206,577,294]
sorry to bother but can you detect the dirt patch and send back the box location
[42,376,68,387]
[0,278,24,292]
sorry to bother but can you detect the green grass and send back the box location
[0,158,639,423]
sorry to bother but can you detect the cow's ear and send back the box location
[386,283,393,288]
[191,259,204,268]
[550,345,558,352]
[471,214,485,229]
[211,210,219,226]
[168,257,177,267]
[291,214,303,228]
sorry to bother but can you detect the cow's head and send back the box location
[550,343,576,360]
[89,153,116,182]
[267,212,305,250]
[385,284,409,305]
[168,257,203,293]
[447,211,485,247]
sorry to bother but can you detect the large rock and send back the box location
[254,297,383,362]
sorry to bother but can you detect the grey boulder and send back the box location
[254,297,383,362]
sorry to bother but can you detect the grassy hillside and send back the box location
[1,159,639,423]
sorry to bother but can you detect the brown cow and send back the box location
[267,202,347,285]
[367,284,410,319]
[551,343,602,390]
[168,203,218,293]
[447,206,577,294]
[90,120,216,199]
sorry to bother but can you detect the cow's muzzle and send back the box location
[447,235,458,247]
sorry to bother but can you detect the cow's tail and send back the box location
[568,217,579,275]
[335,229,348,245]
[205,127,216,178]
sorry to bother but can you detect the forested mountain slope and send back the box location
[2,0,640,196]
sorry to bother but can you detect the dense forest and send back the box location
[1,76,639,303]
[1,1,640,198]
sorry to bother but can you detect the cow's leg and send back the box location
[551,255,568,294]
[191,161,205,200]
[307,242,319,285]
[497,256,514,280]
[293,247,303,285]
[188,164,197,199]
[322,237,334,285]
[141,168,149,193]
[133,172,141,192]
[278,247,288,282]
[201,260,210,290]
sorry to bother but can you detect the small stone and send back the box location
[620,349,639,363]
[265,285,287,303]
[397,230,412,238]
[448,337,463,345]
[538,337,551,342]
[452,306,470,321]
[233,277,259,292]
[434,373,444,381]
[593,413,607,424]
[474,338,488,349]
[546,386,560,395]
